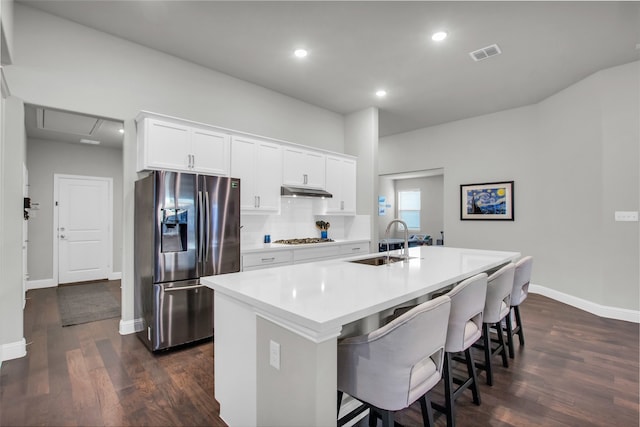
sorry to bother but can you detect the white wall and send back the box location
[26,138,123,281]
[380,175,444,242]
[1,0,14,63]
[345,108,379,252]
[0,95,26,360]
[380,61,640,312]
[4,4,346,337]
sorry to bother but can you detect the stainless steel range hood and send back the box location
[281,186,333,198]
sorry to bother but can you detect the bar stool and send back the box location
[505,256,533,358]
[475,262,515,386]
[337,295,451,427]
[431,273,487,427]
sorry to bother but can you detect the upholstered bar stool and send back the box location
[337,295,451,427]
[475,262,515,386]
[431,273,487,427]
[506,256,533,358]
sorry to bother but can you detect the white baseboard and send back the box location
[108,272,122,280]
[1,338,27,362]
[26,278,56,290]
[529,284,640,323]
[119,317,144,335]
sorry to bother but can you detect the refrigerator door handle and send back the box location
[198,190,204,262]
[163,283,209,292]
[204,190,211,262]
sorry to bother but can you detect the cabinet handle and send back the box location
[191,154,195,168]
[340,200,344,210]
[352,247,361,251]
[261,257,276,263]
[255,196,260,208]
[303,174,308,185]
[257,196,261,208]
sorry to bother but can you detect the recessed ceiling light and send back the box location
[432,31,448,42]
[80,138,100,145]
[294,48,308,58]
[118,128,124,134]
[376,90,387,98]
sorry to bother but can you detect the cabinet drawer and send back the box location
[340,243,369,256]
[242,250,293,269]
[293,246,337,263]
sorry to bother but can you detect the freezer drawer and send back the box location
[149,280,213,351]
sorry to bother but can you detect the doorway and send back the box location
[53,174,113,284]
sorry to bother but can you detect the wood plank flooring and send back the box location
[1,282,638,426]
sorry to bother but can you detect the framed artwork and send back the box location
[460,181,514,220]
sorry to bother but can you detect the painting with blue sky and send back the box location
[460,181,514,220]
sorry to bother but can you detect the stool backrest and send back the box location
[444,272,487,353]
[484,263,515,323]
[337,295,451,411]
[511,256,533,306]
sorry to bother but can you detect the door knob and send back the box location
[60,235,66,239]
[60,227,65,231]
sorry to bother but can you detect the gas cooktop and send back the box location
[273,237,335,245]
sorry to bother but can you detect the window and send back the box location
[398,190,420,229]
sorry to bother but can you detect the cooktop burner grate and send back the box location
[273,237,335,245]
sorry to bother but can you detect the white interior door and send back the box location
[57,176,111,284]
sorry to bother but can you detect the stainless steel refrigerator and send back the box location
[134,170,240,351]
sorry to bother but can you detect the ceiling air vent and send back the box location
[469,44,502,62]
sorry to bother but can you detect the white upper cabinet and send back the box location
[231,136,282,213]
[325,155,357,214]
[137,115,230,175]
[282,146,325,189]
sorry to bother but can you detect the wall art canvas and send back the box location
[460,181,514,220]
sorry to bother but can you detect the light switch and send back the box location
[614,211,639,222]
[270,340,281,370]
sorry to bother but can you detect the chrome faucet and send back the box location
[385,219,409,262]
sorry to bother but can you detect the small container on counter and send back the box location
[264,234,271,243]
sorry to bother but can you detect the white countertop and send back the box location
[241,238,370,254]
[202,246,520,338]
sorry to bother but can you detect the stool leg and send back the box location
[514,306,525,346]
[420,394,435,427]
[505,309,515,359]
[368,408,378,427]
[380,409,393,427]
[443,352,455,427]
[337,391,343,417]
[465,348,481,406]
[495,321,509,368]
[483,323,493,386]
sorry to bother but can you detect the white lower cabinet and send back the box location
[242,250,293,271]
[242,241,370,271]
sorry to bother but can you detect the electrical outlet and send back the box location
[269,340,280,370]
[614,211,639,222]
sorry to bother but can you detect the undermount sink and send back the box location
[349,255,407,266]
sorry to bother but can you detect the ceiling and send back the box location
[18,1,640,138]
[24,104,124,148]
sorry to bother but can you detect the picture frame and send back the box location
[460,181,514,220]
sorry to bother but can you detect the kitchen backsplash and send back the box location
[240,198,370,246]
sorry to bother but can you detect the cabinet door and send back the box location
[231,137,257,210]
[325,156,356,214]
[232,137,281,213]
[192,128,230,176]
[283,147,325,188]
[325,156,342,212]
[341,159,357,213]
[254,142,282,212]
[145,119,190,171]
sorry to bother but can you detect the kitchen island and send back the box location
[201,245,520,426]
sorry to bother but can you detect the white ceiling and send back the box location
[24,104,124,148]
[18,1,640,138]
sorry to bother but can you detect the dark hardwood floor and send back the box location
[1,283,638,426]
